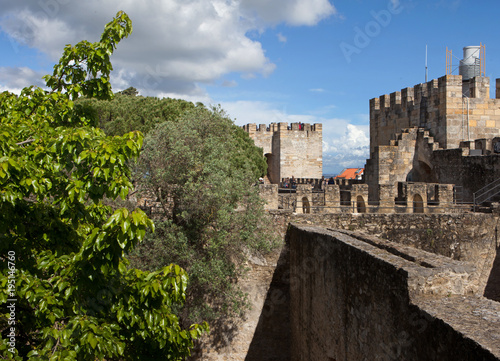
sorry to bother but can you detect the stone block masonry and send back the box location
[369,75,500,154]
[192,212,500,360]
[288,224,500,361]
[243,122,322,184]
[366,75,500,203]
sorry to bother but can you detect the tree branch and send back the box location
[16,138,35,146]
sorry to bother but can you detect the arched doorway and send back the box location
[356,196,366,213]
[302,197,311,214]
[413,194,424,213]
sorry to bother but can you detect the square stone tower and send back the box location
[243,122,323,184]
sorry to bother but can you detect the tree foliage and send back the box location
[129,106,276,328]
[75,92,200,137]
[0,11,206,361]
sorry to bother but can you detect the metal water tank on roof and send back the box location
[459,46,481,81]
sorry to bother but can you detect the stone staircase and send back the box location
[389,127,442,151]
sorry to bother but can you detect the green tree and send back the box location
[74,93,199,137]
[0,11,206,361]
[129,106,276,331]
[118,87,139,96]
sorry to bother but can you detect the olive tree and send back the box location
[130,106,276,330]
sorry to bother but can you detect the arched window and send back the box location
[413,194,424,213]
[356,195,366,213]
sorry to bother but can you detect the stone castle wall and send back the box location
[243,122,322,184]
[366,75,500,204]
[432,149,500,202]
[289,224,500,361]
[370,75,500,154]
[194,212,500,360]
[272,181,457,214]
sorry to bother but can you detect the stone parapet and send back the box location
[288,225,500,361]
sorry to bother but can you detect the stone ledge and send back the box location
[414,295,500,357]
[289,224,500,360]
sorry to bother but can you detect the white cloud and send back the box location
[322,123,370,173]
[239,0,336,26]
[220,100,320,126]
[277,33,287,43]
[0,67,47,94]
[0,0,335,97]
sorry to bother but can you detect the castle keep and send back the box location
[243,122,322,184]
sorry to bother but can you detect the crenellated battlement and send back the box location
[370,77,448,113]
[243,122,323,184]
[369,74,500,155]
[243,122,322,134]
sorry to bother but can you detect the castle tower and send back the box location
[243,122,323,184]
[365,72,500,203]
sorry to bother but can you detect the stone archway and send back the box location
[302,197,311,214]
[356,195,366,213]
[413,194,424,213]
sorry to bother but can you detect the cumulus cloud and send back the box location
[239,0,336,26]
[322,123,370,173]
[0,67,47,94]
[0,0,335,96]
[220,100,320,126]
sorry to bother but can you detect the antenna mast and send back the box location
[425,45,428,82]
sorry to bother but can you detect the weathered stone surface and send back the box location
[365,74,500,204]
[288,225,500,361]
[243,122,322,184]
[194,212,499,360]
[258,184,278,210]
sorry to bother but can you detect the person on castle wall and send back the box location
[328,177,335,185]
[321,176,326,190]
[291,175,297,189]
[283,178,290,188]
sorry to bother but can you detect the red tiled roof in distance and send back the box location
[334,168,364,180]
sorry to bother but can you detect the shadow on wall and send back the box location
[245,244,291,361]
[484,226,500,302]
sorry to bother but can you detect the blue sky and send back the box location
[1,0,499,174]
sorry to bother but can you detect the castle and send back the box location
[199,48,500,361]
[365,73,500,206]
[245,66,500,213]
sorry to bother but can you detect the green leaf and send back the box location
[87,333,97,349]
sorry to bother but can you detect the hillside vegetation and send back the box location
[79,89,276,332]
